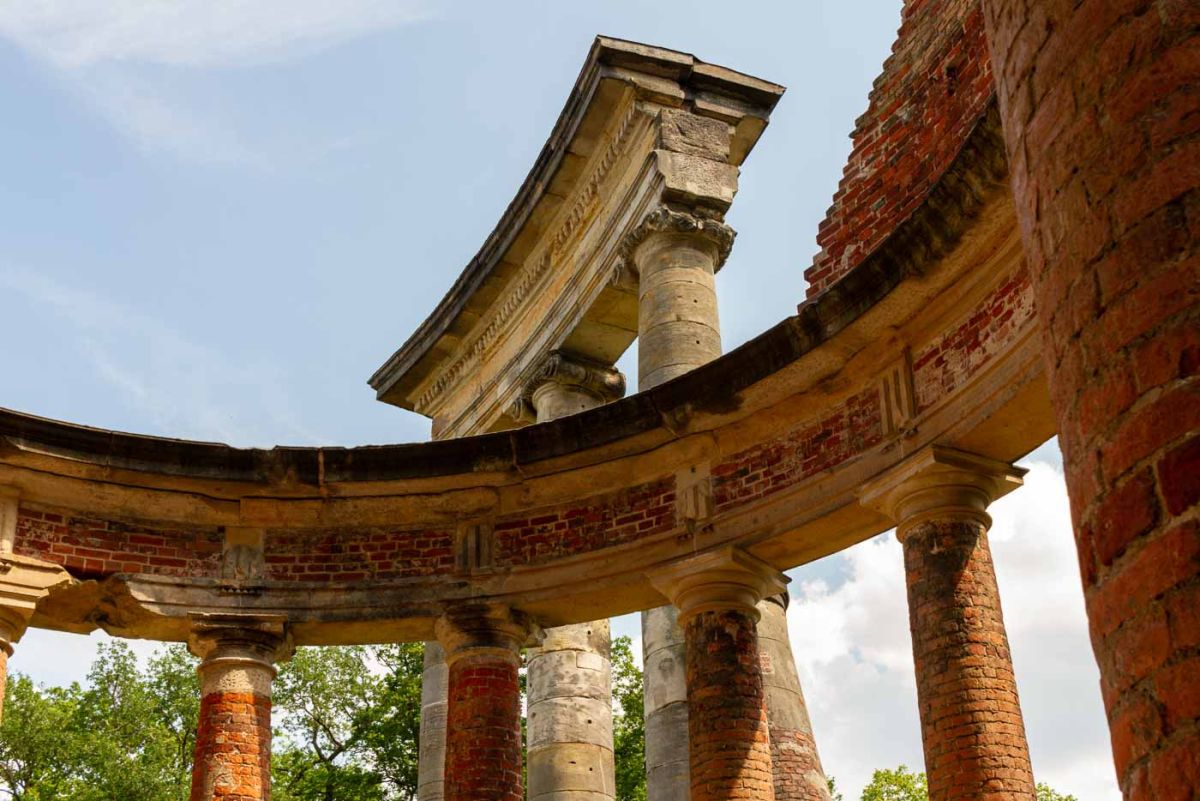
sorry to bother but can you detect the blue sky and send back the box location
[1,2,1119,798]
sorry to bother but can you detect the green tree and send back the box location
[611,635,646,801]
[0,676,80,799]
[860,765,928,801]
[1037,783,1078,801]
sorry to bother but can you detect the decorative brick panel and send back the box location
[14,505,222,580]
[713,389,883,510]
[912,266,1035,411]
[494,479,675,566]
[262,528,453,583]
[444,655,524,801]
[685,609,775,801]
[190,692,272,801]
[903,519,1034,801]
[807,0,995,296]
[980,0,1200,795]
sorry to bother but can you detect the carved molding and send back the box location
[879,350,917,438]
[414,101,649,415]
[619,205,737,273]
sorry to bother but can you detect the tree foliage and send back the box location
[610,635,646,801]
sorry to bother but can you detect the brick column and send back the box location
[0,610,19,722]
[652,547,787,801]
[523,352,624,801]
[758,594,831,801]
[435,604,534,801]
[188,616,291,801]
[978,3,1200,798]
[862,446,1034,801]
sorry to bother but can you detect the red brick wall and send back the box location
[14,505,222,580]
[807,0,995,297]
[190,692,271,801]
[263,529,453,582]
[494,479,674,566]
[685,609,775,801]
[902,519,1034,801]
[980,0,1199,797]
[713,389,882,510]
[444,654,523,801]
[912,266,1035,411]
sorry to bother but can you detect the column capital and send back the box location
[0,554,74,652]
[187,613,293,696]
[858,445,1026,540]
[523,351,625,406]
[620,205,736,273]
[649,546,788,626]
[434,603,538,667]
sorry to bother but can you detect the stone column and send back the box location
[861,446,1034,801]
[417,641,448,801]
[758,594,831,801]
[188,615,292,801]
[626,205,734,801]
[523,351,625,801]
[651,547,787,801]
[979,3,1199,797]
[0,494,73,723]
[435,604,534,801]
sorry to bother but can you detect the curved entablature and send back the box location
[367,36,785,439]
[0,107,1054,646]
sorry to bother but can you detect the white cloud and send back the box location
[0,265,324,446]
[787,459,1120,800]
[0,1,429,164]
[0,0,429,69]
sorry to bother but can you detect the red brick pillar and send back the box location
[862,447,1035,801]
[435,604,533,801]
[0,611,17,725]
[979,2,1200,797]
[652,547,787,801]
[188,617,292,801]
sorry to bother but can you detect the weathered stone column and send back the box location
[435,604,534,801]
[651,547,787,801]
[0,491,73,723]
[758,594,831,801]
[188,615,292,801]
[523,352,624,801]
[627,206,734,801]
[417,641,448,801]
[861,446,1034,801]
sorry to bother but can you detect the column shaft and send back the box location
[189,625,288,801]
[685,609,776,801]
[643,605,690,801]
[437,606,529,801]
[903,519,1034,801]
[418,642,447,801]
[757,596,831,801]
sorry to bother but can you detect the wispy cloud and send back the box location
[0,265,324,446]
[0,0,429,69]
[787,460,1120,800]
[0,1,429,164]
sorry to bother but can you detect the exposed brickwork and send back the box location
[770,729,829,801]
[263,528,453,582]
[685,609,775,801]
[494,479,674,566]
[444,654,523,801]
[912,266,1035,411]
[903,519,1034,801]
[980,0,1200,796]
[14,505,221,580]
[0,650,7,724]
[190,691,272,801]
[713,389,882,511]
[806,0,995,296]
